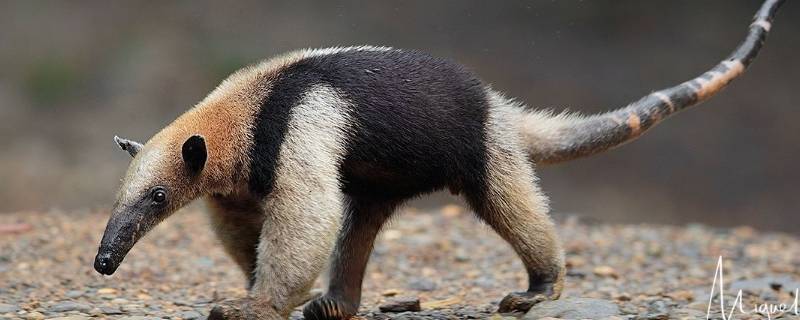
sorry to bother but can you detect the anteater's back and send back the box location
[257,47,493,201]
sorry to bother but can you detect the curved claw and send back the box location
[497,292,548,313]
[303,295,358,320]
[207,297,281,320]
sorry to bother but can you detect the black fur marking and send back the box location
[247,49,492,202]
[311,49,491,201]
[247,65,318,197]
[734,0,784,65]
[658,84,697,114]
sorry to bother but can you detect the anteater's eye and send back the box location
[152,189,167,204]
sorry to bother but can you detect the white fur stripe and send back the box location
[652,92,675,113]
[253,84,352,313]
[304,46,395,58]
[751,20,772,32]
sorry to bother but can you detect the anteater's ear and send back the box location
[182,135,207,175]
[114,136,143,158]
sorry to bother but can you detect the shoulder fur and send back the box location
[148,46,394,194]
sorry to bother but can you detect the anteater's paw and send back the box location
[302,295,358,320]
[497,291,549,313]
[208,297,281,320]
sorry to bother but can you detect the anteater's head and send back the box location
[94,132,209,275]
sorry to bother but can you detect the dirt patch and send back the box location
[1,207,798,319]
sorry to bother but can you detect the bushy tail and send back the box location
[524,0,784,165]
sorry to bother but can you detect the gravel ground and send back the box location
[1,206,799,319]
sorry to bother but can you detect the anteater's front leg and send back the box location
[208,84,354,319]
[208,183,344,320]
[206,196,265,289]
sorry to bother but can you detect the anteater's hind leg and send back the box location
[463,138,565,313]
[303,199,397,320]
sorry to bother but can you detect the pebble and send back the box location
[65,290,84,298]
[97,287,118,295]
[49,301,92,313]
[643,300,670,319]
[378,297,422,313]
[0,303,20,313]
[178,310,203,319]
[23,311,45,320]
[523,298,620,319]
[592,266,619,278]
[99,306,124,315]
[382,289,401,297]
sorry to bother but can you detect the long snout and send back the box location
[94,208,142,275]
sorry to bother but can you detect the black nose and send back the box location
[94,252,117,275]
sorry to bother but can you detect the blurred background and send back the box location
[0,1,797,232]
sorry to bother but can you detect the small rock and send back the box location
[665,290,694,301]
[65,290,84,298]
[379,297,422,313]
[49,316,90,320]
[523,298,620,319]
[178,310,202,319]
[100,306,124,315]
[382,289,401,297]
[23,311,45,320]
[121,304,143,312]
[454,248,471,262]
[173,300,193,306]
[382,229,402,240]
[407,278,437,291]
[641,300,670,320]
[97,287,117,295]
[612,293,631,301]
[135,293,152,300]
[111,298,129,304]
[0,303,20,313]
[89,307,103,316]
[49,301,92,313]
[592,266,619,278]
